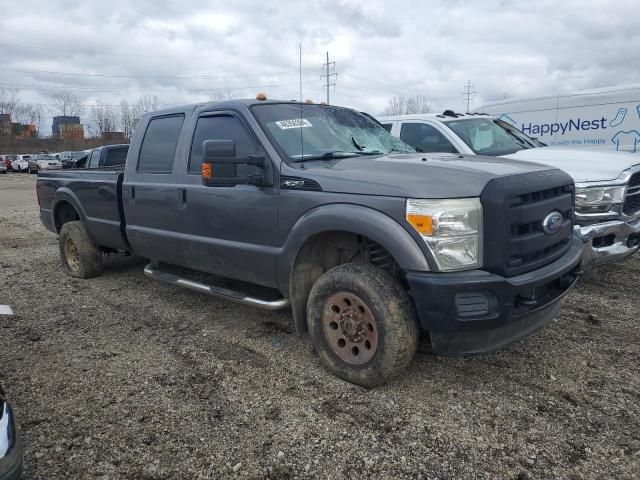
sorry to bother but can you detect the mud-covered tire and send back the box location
[307,263,419,387]
[59,221,103,278]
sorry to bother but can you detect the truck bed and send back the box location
[37,167,129,251]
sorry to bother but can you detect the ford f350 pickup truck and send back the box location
[37,98,583,386]
[379,112,640,269]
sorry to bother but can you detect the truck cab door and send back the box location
[171,111,279,288]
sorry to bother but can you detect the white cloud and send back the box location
[0,0,638,134]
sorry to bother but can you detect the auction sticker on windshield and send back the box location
[275,119,313,129]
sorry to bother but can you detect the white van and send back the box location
[478,85,640,153]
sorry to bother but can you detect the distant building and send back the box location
[102,131,126,141]
[59,123,84,141]
[0,114,11,136]
[12,123,37,138]
[52,116,81,137]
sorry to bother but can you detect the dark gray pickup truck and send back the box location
[37,98,583,386]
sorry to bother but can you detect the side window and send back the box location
[381,123,393,132]
[88,150,101,168]
[399,123,458,154]
[189,115,260,176]
[138,115,185,173]
[102,147,129,167]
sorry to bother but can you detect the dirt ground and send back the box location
[0,173,638,479]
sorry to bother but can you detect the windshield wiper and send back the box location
[503,128,532,149]
[293,151,361,162]
[351,135,365,151]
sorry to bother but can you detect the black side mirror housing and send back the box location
[202,139,268,187]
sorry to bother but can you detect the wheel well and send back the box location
[289,231,401,334]
[54,201,80,232]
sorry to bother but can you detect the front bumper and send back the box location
[576,217,640,268]
[406,236,583,356]
[0,400,23,480]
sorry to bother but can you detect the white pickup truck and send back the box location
[378,111,640,268]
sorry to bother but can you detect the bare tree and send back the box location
[119,99,136,140]
[0,88,20,116]
[50,92,85,118]
[134,94,159,116]
[209,88,235,102]
[382,95,431,115]
[91,102,119,137]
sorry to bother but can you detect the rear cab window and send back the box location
[102,147,129,167]
[138,115,185,173]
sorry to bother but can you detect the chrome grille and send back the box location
[623,172,640,216]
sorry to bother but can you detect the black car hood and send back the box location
[293,153,557,198]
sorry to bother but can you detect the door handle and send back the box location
[177,188,187,210]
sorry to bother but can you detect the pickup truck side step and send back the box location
[143,263,290,311]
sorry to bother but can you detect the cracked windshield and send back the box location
[252,103,413,161]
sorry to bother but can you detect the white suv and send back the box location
[378,111,640,269]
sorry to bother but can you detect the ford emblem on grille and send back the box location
[542,211,564,235]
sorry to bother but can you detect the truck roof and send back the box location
[378,111,495,123]
[144,99,322,118]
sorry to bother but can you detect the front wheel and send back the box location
[307,263,419,387]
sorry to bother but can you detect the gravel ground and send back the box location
[0,173,638,479]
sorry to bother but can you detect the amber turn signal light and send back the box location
[202,163,213,179]
[406,213,433,235]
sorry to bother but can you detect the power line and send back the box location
[321,52,338,104]
[0,81,308,94]
[0,66,310,81]
[462,80,476,113]
[0,41,328,61]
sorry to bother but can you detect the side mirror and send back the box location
[201,139,267,187]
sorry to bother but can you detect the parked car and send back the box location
[1,155,16,172]
[0,385,23,480]
[61,150,91,169]
[78,144,129,169]
[0,162,6,174]
[37,98,583,386]
[11,156,29,173]
[28,153,62,174]
[379,111,640,269]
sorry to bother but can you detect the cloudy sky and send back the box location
[1,0,638,135]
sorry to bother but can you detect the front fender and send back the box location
[279,203,430,288]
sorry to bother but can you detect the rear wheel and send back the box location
[59,221,103,278]
[307,263,418,387]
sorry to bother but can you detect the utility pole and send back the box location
[321,51,338,104]
[462,80,476,113]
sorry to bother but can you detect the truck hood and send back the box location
[503,147,640,183]
[297,153,559,198]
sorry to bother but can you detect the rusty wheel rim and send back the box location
[322,291,378,365]
[65,238,80,271]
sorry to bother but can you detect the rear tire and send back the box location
[59,221,103,278]
[307,263,418,387]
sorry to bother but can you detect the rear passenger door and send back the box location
[123,114,187,264]
[399,122,460,154]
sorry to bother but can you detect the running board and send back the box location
[143,263,290,311]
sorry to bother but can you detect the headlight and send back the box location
[575,185,625,213]
[406,198,482,271]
